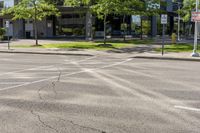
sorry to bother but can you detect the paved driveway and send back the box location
[0,53,199,133]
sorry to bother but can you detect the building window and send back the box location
[61,13,85,19]
[0,1,4,8]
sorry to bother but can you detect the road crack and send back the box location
[51,68,62,98]
[37,84,48,101]
[37,67,62,100]
[59,118,106,133]
[31,110,59,133]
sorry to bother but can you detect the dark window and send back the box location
[62,14,73,19]
[61,14,85,19]
[0,1,4,8]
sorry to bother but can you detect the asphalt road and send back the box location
[0,53,200,133]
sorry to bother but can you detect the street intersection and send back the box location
[0,53,199,133]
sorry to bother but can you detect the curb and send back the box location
[134,56,200,62]
[0,50,93,56]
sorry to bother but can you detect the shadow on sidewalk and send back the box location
[107,46,154,54]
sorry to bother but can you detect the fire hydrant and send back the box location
[171,33,177,44]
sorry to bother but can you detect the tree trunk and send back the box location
[34,19,38,46]
[123,15,126,42]
[140,17,143,40]
[104,15,107,45]
[140,16,143,40]
[34,3,38,46]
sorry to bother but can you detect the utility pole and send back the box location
[191,0,200,57]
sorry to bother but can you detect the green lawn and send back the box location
[13,39,154,50]
[155,43,200,52]
[94,39,154,45]
[14,40,200,53]
[42,42,133,50]
[14,42,132,50]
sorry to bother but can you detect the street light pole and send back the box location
[191,0,200,57]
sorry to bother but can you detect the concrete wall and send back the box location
[23,19,53,38]
[3,19,13,36]
[85,11,93,40]
[25,20,34,37]
[13,20,24,39]
[46,20,53,37]
[151,16,157,37]
[37,19,53,38]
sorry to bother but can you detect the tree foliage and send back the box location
[179,0,196,22]
[1,0,60,21]
[1,0,60,45]
[64,0,91,6]
[90,0,161,43]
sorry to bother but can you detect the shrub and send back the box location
[73,28,84,36]
[0,28,6,40]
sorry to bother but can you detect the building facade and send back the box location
[0,0,93,39]
[0,0,186,39]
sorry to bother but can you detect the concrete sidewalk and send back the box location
[0,39,73,46]
[1,47,200,62]
[1,39,200,61]
[0,47,95,56]
[0,38,98,56]
[134,52,200,62]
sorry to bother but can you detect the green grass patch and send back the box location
[14,41,133,50]
[13,39,155,50]
[155,43,200,52]
[94,39,154,44]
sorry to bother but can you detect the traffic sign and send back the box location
[5,21,9,28]
[161,14,168,24]
[161,14,167,56]
[191,12,200,22]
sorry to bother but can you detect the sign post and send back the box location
[5,21,10,50]
[161,14,167,56]
[191,0,200,57]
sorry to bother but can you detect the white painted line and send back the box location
[100,58,132,69]
[0,82,30,85]
[65,56,96,64]
[0,58,132,91]
[0,56,96,77]
[0,65,55,76]
[174,105,200,112]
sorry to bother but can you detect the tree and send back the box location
[64,0,92,6]
[91,0,120,44]
[1,0,60,45]
[0,28,6,40]
[114,0,145,41]
[91,0,161,43]
[179,0,195,22]
[64,0,94,40]
[177,0,195,36]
